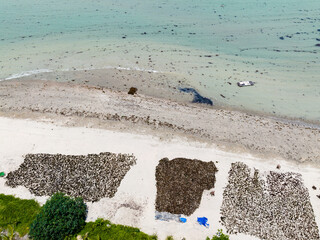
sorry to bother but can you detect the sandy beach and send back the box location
[0,79,319,164]
[0,75,320,239]
[1,0,320,238]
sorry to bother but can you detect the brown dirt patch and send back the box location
[155,157,217,216]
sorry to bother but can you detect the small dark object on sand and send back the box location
[276,164,281,169]
[317,195,320,199]
[128,87,138,95]
[210,191,215,196]
[179,87,213,105]
[312,186,317,190]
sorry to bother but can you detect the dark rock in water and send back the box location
[279,36,284,40]
[316,38,320,41]
[315,43,320,47]
[128,87,138,95]
[179,87,213,105]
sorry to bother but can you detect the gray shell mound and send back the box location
[6,152,136,202]
[221,162,319,240]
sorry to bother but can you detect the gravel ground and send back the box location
[155,157,217,216]
[221,162,319,240]
[6,152,136,202]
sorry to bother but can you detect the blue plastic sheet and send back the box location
[197,217,209,228]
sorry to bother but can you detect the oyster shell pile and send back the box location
[6,152,136,202]
[221,162,319,240]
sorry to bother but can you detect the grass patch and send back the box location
[0,194,41,237]
[69,218,157,240]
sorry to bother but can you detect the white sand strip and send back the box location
[0,116,319,240]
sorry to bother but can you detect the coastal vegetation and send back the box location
[206,229,230,240]
[0,194,157,240]
[0,194,40,237]
[69,218,157,240]
[29,193,87,240]
[0,193,230,240]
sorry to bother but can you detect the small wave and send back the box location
[4,69,53,81]
[2,65,161,82]
[61,65,161,73]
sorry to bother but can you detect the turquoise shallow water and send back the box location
[1,0,320,122]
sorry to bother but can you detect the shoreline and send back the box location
[0,78,319,165]
[1,67,320,128]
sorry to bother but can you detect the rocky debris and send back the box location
[221,162,319,240]
[155,158,217,216]
[128,87,137,95]
[6,152,136,202]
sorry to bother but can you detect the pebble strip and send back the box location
[221,162,319,240]
[6,152,136,202]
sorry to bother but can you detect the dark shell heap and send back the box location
[6,152,136,202]
[221,162,319,240]
[155,157,217,216]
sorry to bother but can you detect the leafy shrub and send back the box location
[0,194,40,236]
[206,229,230,240]
[71,218,157,240]
[29,193,87,240]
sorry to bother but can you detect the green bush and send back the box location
[70,218,157,240]
[0,194,41,236]
[29,193,87,240]
[206,229,230,240]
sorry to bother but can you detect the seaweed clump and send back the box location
[155,158,217,216]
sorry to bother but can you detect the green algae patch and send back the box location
[71,218,157,240]
[0,194,41,237]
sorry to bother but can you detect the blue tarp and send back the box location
[197,217,209,228]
